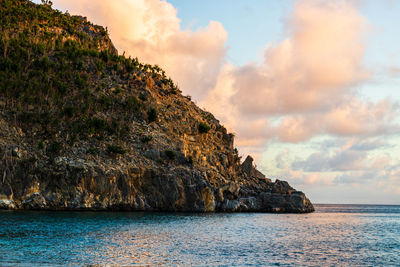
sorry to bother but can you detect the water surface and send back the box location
[1,204,399,265]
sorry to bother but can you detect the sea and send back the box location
[0,204,399,266]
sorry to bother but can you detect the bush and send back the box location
[96,60,104,72]
[147,107,157,122]
[38,55,52,71]
[100,50,110,62]
[198,122,211,133]
[139,94,147,101]
[99,95,112,108]
[63,106,76,118]
[107,145,126,155]
[38,141,45,150]
[47,141,62,154]
[125,96,141,111]
[90,117,107,131]
[140,136,153,143]
[87,147,99,155]
[54,80,68,95]
[113,86,123,94]
[165,150,176,160]
[75,73,87,89]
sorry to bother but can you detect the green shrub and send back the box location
[198,122,211,133]
[18,112,37,124]
[165,150,176,160]
[38,55,52,71]
[113,86,123,94]
[100,50,110,62]
[99,95,111,108]
[90,117,108,131]
[139,94,147,101]
[75,73,87,89]
[96,60,104,72]
[140,135,153,143]
[107,144,126,155]
[47,141,62,154]
[87,147,99,155]
[63,106,76,118]
[54,80,68,95]
[38,141,45,150]
[147,107,157,122]
[125,96,141,111]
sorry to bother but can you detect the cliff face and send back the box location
[0,0,314,213]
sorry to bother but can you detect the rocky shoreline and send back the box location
[0,153,314,213]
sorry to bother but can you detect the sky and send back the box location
[37,0,400,204]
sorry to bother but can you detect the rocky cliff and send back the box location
[0,0,314,213]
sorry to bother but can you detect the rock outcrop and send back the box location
[0,0,314,213]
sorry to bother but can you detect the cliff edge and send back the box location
[0,0,314,213]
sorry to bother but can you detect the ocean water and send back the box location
[0,204,399,266]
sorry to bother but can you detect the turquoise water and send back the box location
[0,204,399,266]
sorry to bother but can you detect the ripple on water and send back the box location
[0,205,399,265]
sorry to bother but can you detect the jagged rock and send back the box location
[0,0,314,213]
[22,192,47,209]
[0,199,15,209]
[242,156,272,182]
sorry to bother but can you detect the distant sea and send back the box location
[0,204,399,266]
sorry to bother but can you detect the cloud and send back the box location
[349,139,390,151]
[231,0,369,115]
[291,137,392,172]
[387,66,400,77]
[333,165,398,186]
[292,150,366,172]
[277,98,398,142]
[54,0,228,101]
[269,136,400,201]
[203,0,398,151]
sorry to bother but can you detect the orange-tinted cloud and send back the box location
[277,99,397,142]
[203,0,398,151]
[231,0,369,115]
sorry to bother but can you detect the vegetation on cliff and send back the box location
[0,0,181,152]
[0,0,314,212]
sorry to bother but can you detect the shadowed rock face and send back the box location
[0,0,314,213]
[0,154,314,213]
